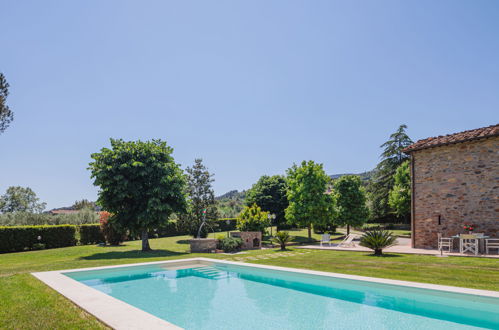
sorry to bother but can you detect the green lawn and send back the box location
[1,234,498,329]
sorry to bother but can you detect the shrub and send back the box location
[313,223,337,234]
[216,218,237,232]
[237,204,270,233]
[79,224,105,245]
[32,243,45,250]
[99,211,125,245]
[272,231,291,251]
[0,225,77,253]
[153,221,186,238]
[53,209,99,225]
[359,228,397,256]
[218,237,243,252]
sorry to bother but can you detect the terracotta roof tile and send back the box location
[403,124,499,153]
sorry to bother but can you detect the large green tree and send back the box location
[333,175,369,235]
[89,139,187,251]
[0,73,14,134]
[180,158,219,238]
[285,160,335,240]
[0,186,46,213]
[388,161,411,222]
[245,175,288,230]
[367,124,412,221]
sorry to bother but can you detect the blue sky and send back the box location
[1,0,498,210]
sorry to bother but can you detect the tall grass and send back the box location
[0,210,99,226]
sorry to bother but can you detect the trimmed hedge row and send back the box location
[79,224,105,245]
[0,225,77,253]
[0,219,241,253]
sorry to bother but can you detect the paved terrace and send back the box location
[296,238,499,258]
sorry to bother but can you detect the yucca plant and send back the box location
[272,231,291,251]
[359,228,397,256]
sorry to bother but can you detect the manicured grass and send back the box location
[262,227,344,245]
[0,274,108,330]
[242,250,499,291]
[389,229,412,237]
[0,233,498,328]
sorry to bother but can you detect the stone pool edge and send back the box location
[32,257,499,330]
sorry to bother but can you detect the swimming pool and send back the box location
[36,258,498,329]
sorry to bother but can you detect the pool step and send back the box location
[192,266,230,280]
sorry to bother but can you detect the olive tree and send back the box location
[89,139,187,251]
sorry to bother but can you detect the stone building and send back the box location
[403,124,498,249]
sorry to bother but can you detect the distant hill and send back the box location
[215,190,246,218]
[215,190,246,201]
[216,170,375,201]
[330,170,375,183]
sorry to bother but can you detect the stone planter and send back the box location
[190,238,218,253]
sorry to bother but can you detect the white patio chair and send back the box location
[486,239,499,254]
[320,234,331,247]
[437,233,453,253]
[460,234,478,255]
[338,234,357,248]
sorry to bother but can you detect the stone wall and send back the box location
[190,238,217,253]
[230,232,262,250]
[411,136,499,248]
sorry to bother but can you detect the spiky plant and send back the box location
[359,228,397,256]
[272,231,291,251]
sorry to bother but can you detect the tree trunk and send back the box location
[308,224,312,241]
[141,229,151,251]
[374,248,382,256]
[347,224,350,236]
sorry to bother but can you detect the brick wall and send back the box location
[412,136,499,248]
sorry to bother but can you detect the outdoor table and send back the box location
[452,235,490,254]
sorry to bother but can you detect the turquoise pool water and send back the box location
[66,262,499,329]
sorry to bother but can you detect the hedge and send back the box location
[79,224,105,245]
[0,218,242,253]
[0,225,77,253]
[215,218,237,232]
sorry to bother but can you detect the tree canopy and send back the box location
[0,73,14,134]
[367,124,412,222]
[237,203,270,233]
[0,186,46,213]
[89,139,187,251]
[245,175,288,230]
[333,175,369,235]
[72,199,96,210]
[285,160,335,240]
[388,161,411,221]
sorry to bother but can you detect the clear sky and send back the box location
[1,0,498,210]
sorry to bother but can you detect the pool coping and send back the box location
[32,257,499,330]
